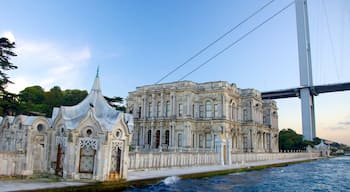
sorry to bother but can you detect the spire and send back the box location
[91,66,101,92]
[96,65,100,78]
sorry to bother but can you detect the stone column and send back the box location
[222,94,226,119]
[160,92,164,117]
[226,137,232,165]
[151,93,156,118]
[151,126,154,148]
[142,95,147,119]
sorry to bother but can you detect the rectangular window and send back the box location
[79,147,96,173]
[205,133,212,148]
[165,130,170,145]
[166,101,170,117]
[243,109,248,121]
[138,106,142,118]
[178,103,183,117]
[214,104,218,118]
[192,104,195,117]
[213,135,217,148]
[157,102,161,117]
[178,133,183,147]
[148,103,152,117]
[199,105,204,118]
[206,101,212,118]
[199,134,203,148]
[147,130,152,145]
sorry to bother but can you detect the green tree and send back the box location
[0,37,18,115]
[19,85,47,115]
[0,37,17,92]
[63,89,88,106]
[279,128,308,150]
[104,96,126,112]
[19,86,45,104]
[44,86,64,116]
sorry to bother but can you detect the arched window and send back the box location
[205,101,212,118]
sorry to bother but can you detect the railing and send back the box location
[231,151,319,164]
[128,151,219,170]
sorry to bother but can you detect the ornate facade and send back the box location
[126,81,279,154]
[0,74,134,181]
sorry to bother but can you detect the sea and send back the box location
[125,156,350,192]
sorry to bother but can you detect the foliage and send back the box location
[1,84,124,117]
[0,37,17,92]
[278,128,316,150]
[104,96,126,112]
[0,37,18,115]
[279,128,348,151]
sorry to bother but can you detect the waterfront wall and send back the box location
[0,152,26,176]
[128,151,320,171]
[128,151,219,170]
[231,152,319,164]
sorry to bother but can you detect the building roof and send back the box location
[58,73,121,131]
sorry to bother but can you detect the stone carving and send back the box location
[56,136,67,148]
[79,138,98,150]
[112,140,123,152]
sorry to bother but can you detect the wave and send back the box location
[162,176,180,185]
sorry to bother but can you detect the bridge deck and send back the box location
[262,82,350,100]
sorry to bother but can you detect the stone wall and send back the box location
[128,151,219,170]
[231,152,319,164]
[0,152,26,176]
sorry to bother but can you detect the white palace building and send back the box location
[1,73,315,181]
[126,81,279,155]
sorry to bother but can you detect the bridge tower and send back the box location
[295,0,316,140]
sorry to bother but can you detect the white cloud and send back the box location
[1,31,16,43]
[6,37,92,93]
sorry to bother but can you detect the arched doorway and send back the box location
[55,144,64,176]
[109,141,123,180]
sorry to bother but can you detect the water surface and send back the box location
[126,156,350,191]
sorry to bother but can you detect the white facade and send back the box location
[0,74,134,181]
[126,81,279,158]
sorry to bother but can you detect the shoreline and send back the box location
[0,157,321,192]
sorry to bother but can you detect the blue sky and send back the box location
[1,0,350,145]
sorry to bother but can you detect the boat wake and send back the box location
[162,176,180,185]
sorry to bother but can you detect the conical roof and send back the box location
[59,70,120,131]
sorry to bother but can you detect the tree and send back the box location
[0,37,18,115]
[279,128,306,150]
[104,96,126,112]
[0,37,17,93]
[18,86,47,115]
[63,89,88,106]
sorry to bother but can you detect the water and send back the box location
[125,156,350,192]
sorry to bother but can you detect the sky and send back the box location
[1,0,350,145]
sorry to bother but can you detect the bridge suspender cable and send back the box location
[178,1,295,81]
[154,0,276,84]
